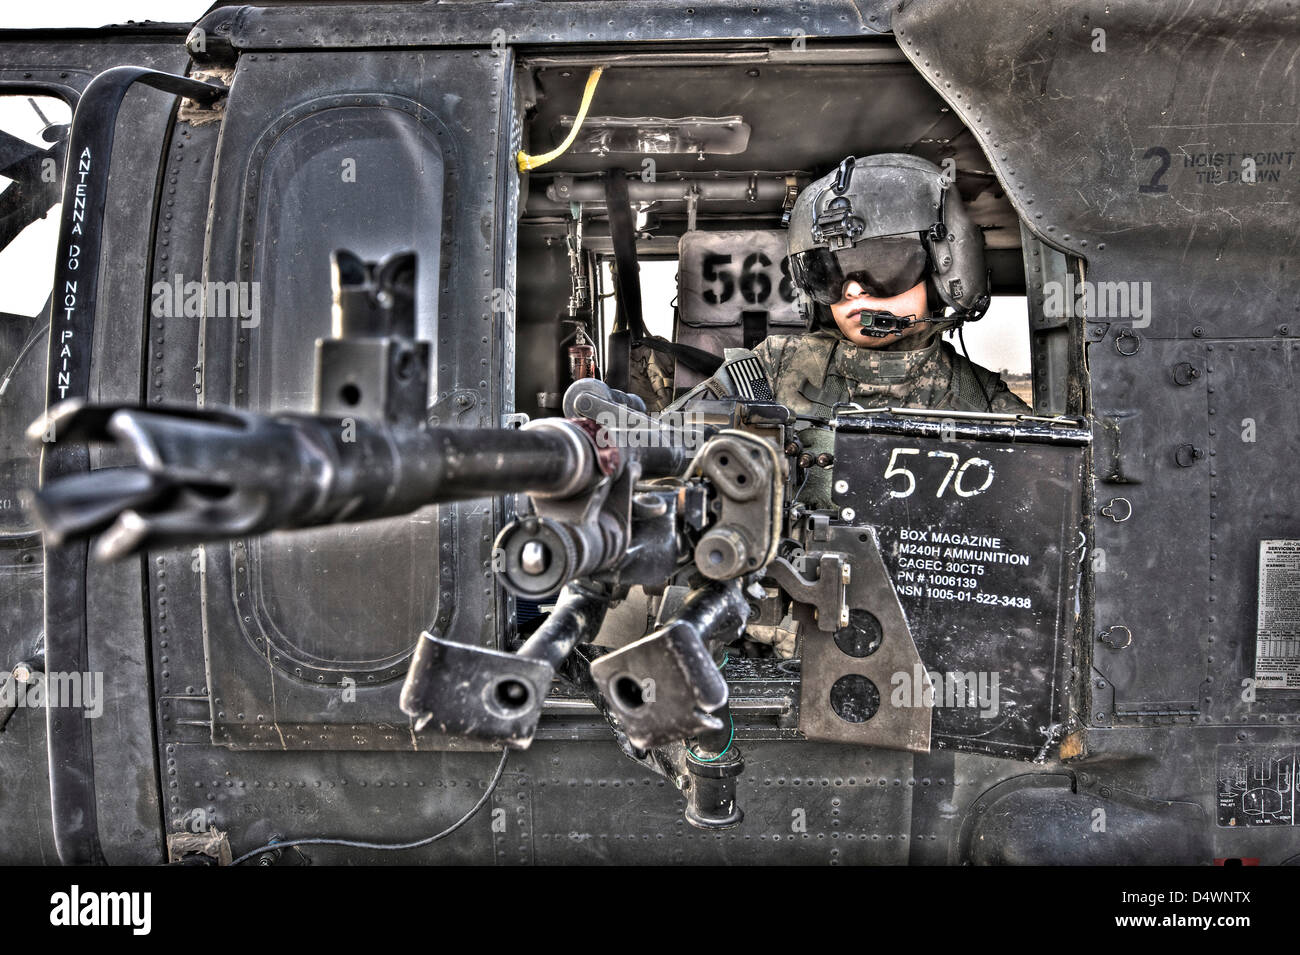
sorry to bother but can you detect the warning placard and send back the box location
[1256,539,1300,689]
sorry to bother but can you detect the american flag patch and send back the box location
[726,355,774,401]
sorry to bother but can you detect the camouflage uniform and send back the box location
[753,329,1030,508]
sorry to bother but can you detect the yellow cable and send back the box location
[516,66,604,173]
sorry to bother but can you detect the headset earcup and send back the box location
[924,232,958,313]
[939,191,988,312]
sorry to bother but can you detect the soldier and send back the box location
[755,152,1030,507]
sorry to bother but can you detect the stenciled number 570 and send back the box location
[883,448,995,499]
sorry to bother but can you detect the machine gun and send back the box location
[26,250,931,829]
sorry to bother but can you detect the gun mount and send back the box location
[27,250,932,830]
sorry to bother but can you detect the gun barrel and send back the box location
[394,418,605,506]
[27,401,609,559]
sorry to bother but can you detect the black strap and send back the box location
[741,309,769,350]
[635,335,723,376]
[606,329,631,394]
[604,169,645,339]
[604,169,645,390]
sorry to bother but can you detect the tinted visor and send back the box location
[791,235,929,306]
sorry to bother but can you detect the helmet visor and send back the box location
[790,235,929,306]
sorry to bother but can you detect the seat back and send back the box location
[674,230,805,390]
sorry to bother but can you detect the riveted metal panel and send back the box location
[192,49,513,751]
[1202,342,1300,724]
[895,0,1300,342]
[833,419,1086,758]
[1089,340,1212,723]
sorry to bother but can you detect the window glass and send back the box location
[599,257,677,340]
[238,104,446,670]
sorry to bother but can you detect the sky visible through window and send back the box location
[602,259,1032,378]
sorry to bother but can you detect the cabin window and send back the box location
[947,294,1033,408]
[0,92,71,537]
[233,102,447,675]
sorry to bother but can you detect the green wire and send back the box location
[687,711,735,763]
[684,652,733,762]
